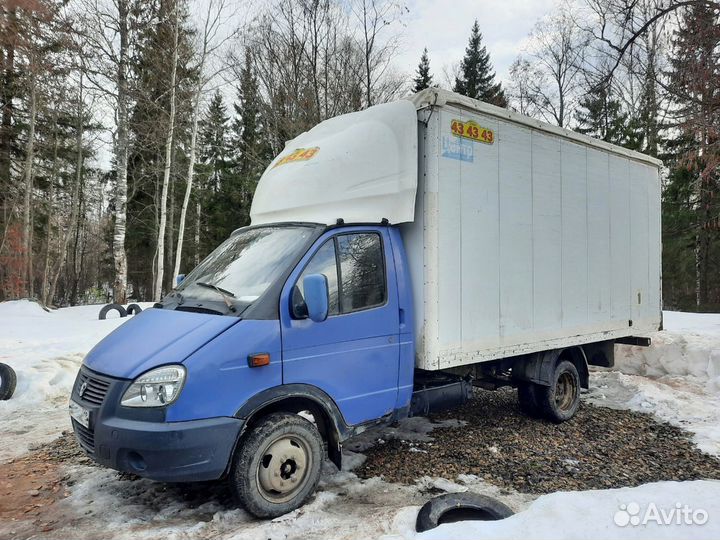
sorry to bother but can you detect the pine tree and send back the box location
[575,85,641,149]
[197,90,237,250]
[662,158,698,310]
[413,47,433,92]
[637,53,661,158]
[234,54,267,175]
[666,3,720,308]
[232,51,271,206]
[125,0,196,297]
[199,91,230,192]
[453,20,506,107]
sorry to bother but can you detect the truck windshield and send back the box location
[176,226,315,305]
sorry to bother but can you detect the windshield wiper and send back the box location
[196,281,237,312]
[196,282,236,297]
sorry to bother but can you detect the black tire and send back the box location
[0,363,17,401]
[537,360,581,423]
[126,303,143,315]
[230,412,324,518]
[416,492,514,532]
[517,382,542,417]
[98,303,127,320]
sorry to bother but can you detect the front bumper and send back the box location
[70,366,244,482]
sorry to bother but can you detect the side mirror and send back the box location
[175,274,185,287]
[303,274,329,323]
[291,285,308,319]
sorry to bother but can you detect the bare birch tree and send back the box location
[580,0,718,85]
[153,2,180,301]
[112,0,130,303]
[351,0,406,108]
[21,67,37,296]
[510,10,588,127]
[174,0,236,280]
[76,0,136,303]
[240,0,406,155]
[47,70,84,306]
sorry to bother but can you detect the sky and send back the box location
[394,0,559,86]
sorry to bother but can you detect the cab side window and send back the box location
[337,233,385,312]
[295,239,340,316]
[294,232,386,318]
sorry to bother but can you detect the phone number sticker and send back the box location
[451,119,494,145]
[273,147,320,168]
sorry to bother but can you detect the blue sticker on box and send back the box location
[441,135,473,163]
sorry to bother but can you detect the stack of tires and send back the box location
[98,303,143,320]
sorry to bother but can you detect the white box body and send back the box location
[402,97,662,370]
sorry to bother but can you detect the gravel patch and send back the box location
[31,388,720,499]
[354,388,720,493]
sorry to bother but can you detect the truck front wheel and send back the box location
[537,360,581,423]
[230,412,324,518]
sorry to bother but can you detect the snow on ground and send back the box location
[47,463,533,540]
[587,311,720,456]
[414,480,720,540]
[0,300,152,461]
[2,301,720,539]
[617,311,720,386]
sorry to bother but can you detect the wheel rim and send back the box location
[256,434,312,504]
[554,372,578,411]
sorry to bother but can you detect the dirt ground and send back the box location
[0,443,78,538]
[2,390,719,539]
[355,388,720,492]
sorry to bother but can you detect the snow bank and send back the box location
[587,310,720,456]
[0,300,150,461]
[614,311,720,390]
[411,481,720,540]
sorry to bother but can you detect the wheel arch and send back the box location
[234,384,350,469]
[562,346,589,389]
[512,346,589,389]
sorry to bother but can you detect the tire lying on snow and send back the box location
[98,303,128,320]
[0,363,17,401]
[126,303,143,315]
[415,492,514,533]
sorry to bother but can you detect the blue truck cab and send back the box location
[70,100,436,518]
[71,91,655,517]
[71,221,420,517]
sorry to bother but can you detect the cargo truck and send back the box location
[69,88,662,518]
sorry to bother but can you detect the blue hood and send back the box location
[84,308,240,379]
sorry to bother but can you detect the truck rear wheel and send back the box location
[538,360,581,423]
[230,412,323,518]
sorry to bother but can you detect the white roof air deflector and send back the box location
[250,100,418,226]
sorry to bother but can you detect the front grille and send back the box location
[75,371,110,405]
[72,419,95,453]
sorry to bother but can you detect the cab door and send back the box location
[279,227,400,426]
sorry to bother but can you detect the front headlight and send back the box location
[121,365,186,408]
